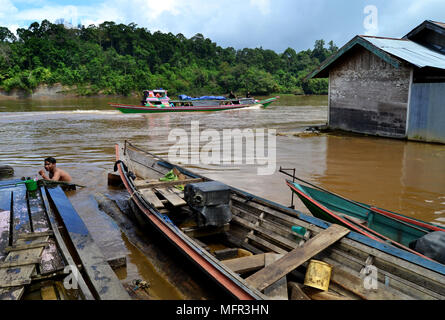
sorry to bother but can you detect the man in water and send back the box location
[38,157,72,182]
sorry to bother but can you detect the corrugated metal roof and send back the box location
[361,36,445,69]
[307,34,445,79]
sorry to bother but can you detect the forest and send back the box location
[0,20,338,96]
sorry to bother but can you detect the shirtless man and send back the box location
[38,157,72,182]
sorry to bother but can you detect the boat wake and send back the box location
[0,110,137,122]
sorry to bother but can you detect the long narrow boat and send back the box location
[115,141,445,300]
[110,89,279,114]
[285,180,445,262]
[0,179,129,300]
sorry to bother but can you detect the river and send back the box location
[1,94,444,299]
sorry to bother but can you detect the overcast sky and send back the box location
[1,0,445,52]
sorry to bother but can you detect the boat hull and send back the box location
[111,97,278,114]
[113,142,445,300]
[113,104,250,113]
[115,144,262,300]
[286,180,444,253]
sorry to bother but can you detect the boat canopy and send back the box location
[143,89,168,98]
[178,95,227,101]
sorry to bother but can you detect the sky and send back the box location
[1,0,445,53]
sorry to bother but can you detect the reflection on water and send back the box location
[1,95,444,297]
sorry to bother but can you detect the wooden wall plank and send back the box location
[0,287,25,300]
[264,253,288,300]
[12,186,31,240]
[28,191,50,233]
[0,190,12,261]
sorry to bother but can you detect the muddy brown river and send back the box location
[1,95,444,299]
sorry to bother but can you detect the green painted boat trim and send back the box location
[111,97,279,114]
[116,106,240,114]
[258,97,279,108]
[288,181,432,247]
[152,158,445,274]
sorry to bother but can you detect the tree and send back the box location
[0,27,16,42]
[0,21,334,96]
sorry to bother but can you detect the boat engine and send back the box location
[184,181,232,228]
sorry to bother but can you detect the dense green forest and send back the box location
[0,20,337,97]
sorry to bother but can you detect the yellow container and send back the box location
[237,249,253,258]
[304,260,332,291]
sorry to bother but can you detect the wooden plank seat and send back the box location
[0,235,49,290]
[222,253,283,274]
[134,178,204,189]
[181,224,230,238]
[168,187,185,198]
[246,224,350,291]
[17,231,54,240]
[155,188,187,207]
[140,189,164,209]
[264,252,288,300]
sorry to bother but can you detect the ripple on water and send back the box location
[1,97,445,295]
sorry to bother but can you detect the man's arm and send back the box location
[39,169,61,181]
[39,169,50,180]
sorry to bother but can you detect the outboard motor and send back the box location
[184,181,232,228]
[409,231,445,264]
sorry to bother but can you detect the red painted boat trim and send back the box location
[341,216,434,261]
[109,103,252,111]
[286,181,383,242]
[115,144,256,300]
[287,181,434,261]
[371,207,445,232]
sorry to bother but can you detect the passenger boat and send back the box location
[284,175,445,263]
[110,89,279,113]
[114,141,445,300]
[0,179,130,300]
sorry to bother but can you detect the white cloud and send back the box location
[93,0,181,23]
[141,0,181,19]
[250,0,271,15]
[2,0,445,52]
[377,0,445,37]
[14,5,73,25]
[0,0,18,18]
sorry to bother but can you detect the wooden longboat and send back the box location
[110,92,279,114]
[0,179,130,300]
[115,142,445,300]
[286,181,445,262]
